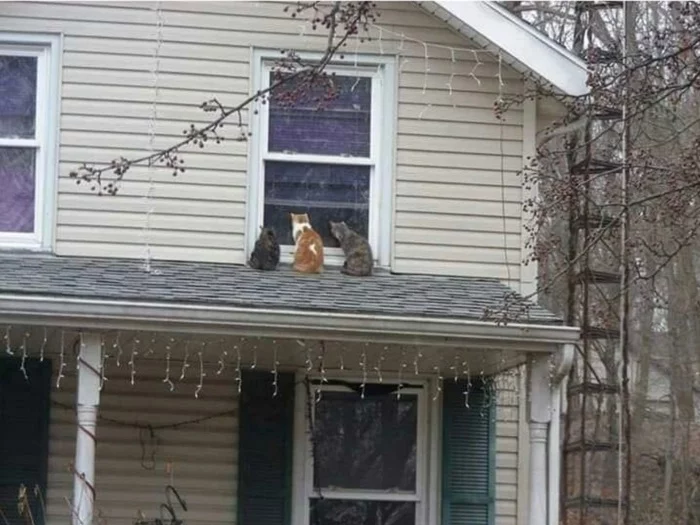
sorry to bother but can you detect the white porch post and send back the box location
[529,354,551,525]
[73,332,102,525]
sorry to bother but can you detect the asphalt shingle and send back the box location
[0,253,561,325]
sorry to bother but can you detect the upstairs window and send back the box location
[0,35,59,250]
[248,52,395,267]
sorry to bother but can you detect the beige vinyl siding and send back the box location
[0,1,524,280]
[39,337,522,525]
[46,352,238,525]
[495,376,521,525]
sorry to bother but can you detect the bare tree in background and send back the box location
[500,1,700,524]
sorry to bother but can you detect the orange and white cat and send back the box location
[290,212,324,274]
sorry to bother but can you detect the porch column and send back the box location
[529,354,551,525]
[73,332,102,525]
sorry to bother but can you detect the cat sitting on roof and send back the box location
[290,212,324,274]
[248,226,280,271]
[329,220,373,276]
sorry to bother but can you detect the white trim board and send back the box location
[291,372,432,525]
[417,1,589,97]
[246,49,396,269]
[0,294,580,350]
[0,32,61,252]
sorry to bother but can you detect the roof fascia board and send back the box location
[0,294,580,351]
[418,1,590,97]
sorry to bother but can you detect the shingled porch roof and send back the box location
[0,252,560,325]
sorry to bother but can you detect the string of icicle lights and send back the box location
[0,325,526,408]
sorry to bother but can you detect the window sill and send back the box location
[0,242,52,253]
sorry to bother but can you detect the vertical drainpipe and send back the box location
[548,343,576,525]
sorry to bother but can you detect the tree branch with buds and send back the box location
[69,1,379,196]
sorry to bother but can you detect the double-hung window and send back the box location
[293,381,428,525]
[248,51,395,267]
[0,34,59,250]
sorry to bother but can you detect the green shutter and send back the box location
[237,370,295,525]
[0,357,52,525]
[442,378,496,525]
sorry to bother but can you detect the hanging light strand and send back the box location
[19,332,29,380]
[56,331,67,389]
[163,338,174,392]
[129,337,140,386]
[179,341,190,381]
[5,325,13,355]
[40,327,47,362]
[142,1,164,274]
[194,346,206,399]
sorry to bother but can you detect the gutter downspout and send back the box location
[548,342,575,525]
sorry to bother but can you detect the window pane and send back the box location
[313,391,417,492]
[269,74,371,157]
[310,499,415,525]
[0,56,37,138]
[263,161,370,247]
[0,148,36,233]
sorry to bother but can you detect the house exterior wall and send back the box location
[43,348,521,525]
[46,354,239,525]
[0,1,525,285]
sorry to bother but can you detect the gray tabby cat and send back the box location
[329,221,373,276]
[248,226,280,271]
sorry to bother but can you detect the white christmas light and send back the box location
[251,343,257,370]
[413,349,423,375]
[56,331,67,388]
[40,327,47,362]
[5,325,13,355]
[447,48,456,96]
[397,350,408,401]
[114,332,123,367]
[142,2,163,274]
[235,344,242,394]
[217,348,228,375]
[19,332,28,380]
[129,337,140,386]
[145,334,156,356]
[360,348,368,399]
[180,341,190,381]
[318,342,328,385]
[77,333,85,371]
[432,365,443,402]
[272,347,279,398]
[422,42,430,95]
[100,336,109,391]
[163,338,174,392]
[469,50,483,86]
[195,349,205,398]
[374,348,386,383]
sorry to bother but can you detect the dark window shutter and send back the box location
[441,378,496,525]
[237,370,295,525]
[0,357,52,525]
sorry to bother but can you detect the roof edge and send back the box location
[417,1,590,97]
[0,294,580,350]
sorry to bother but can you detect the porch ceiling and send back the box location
[0,253,577,349]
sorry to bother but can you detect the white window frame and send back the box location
[247,49,396,268]
[0,33,61,251]
[291,372,435,525]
